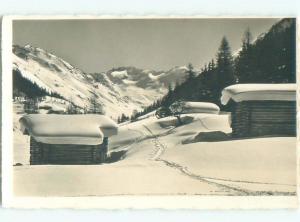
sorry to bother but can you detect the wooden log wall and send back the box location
[231,101,296,138]
[30,137,108,165]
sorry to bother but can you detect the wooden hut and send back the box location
[221,84,296,138]
[19,114,118,165]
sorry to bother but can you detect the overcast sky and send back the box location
[13,18,279,73]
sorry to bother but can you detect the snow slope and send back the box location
[111,114,296,195]
[13,45,194,118]
[13,45,166,118]
[13,110,296,196]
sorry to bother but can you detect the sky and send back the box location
[13,18,279,73]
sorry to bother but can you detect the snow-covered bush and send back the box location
[169,100,186,125]
[155,100,186,125]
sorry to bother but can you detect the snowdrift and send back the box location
[180,101,220,114]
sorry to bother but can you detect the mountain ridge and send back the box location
[13,44,191,118]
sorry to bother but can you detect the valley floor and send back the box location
[13,108,297,196]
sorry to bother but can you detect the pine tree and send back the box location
[130,109,138,122]
[88,92,105,114]
[216,36,236,94]
[242,27,252,49]
[120,114,125,122]
[212,59,216,68]
[90,98,103,114]
[162,83,175,106]
[235,28,255,83]
[67,102,76,114]
[204,64,208,72]
[186,63,196,80]
[119,113,129,123]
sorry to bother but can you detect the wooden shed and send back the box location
[221,84,296,138]
[19,114,118,165]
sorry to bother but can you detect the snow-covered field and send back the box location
[13,106,297,196]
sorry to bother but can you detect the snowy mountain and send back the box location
[92,65,190,89]
[13,45,190,118]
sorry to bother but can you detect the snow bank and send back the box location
[157,115,195,128]
[221,84,296,105]
[182,131,230,143]
[180,102,220,114]
[19,114,118,145]
[161,137,296,193]
[113,113,231,149]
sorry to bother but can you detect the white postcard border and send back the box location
[1,15,299,209]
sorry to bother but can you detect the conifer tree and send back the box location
[216,36,235,93]
[235,28,255,83]
[186,63,196,80]
[88,91,105,114]
[242,27,252,49]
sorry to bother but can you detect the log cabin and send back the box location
[221,84,296,138]
[19,114,118,165]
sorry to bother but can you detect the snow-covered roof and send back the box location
[181,102,220,114]
[38,101,66,112]
[221,84,296,105]
[19,114,118,145]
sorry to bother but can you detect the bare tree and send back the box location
[169,100,186,126]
